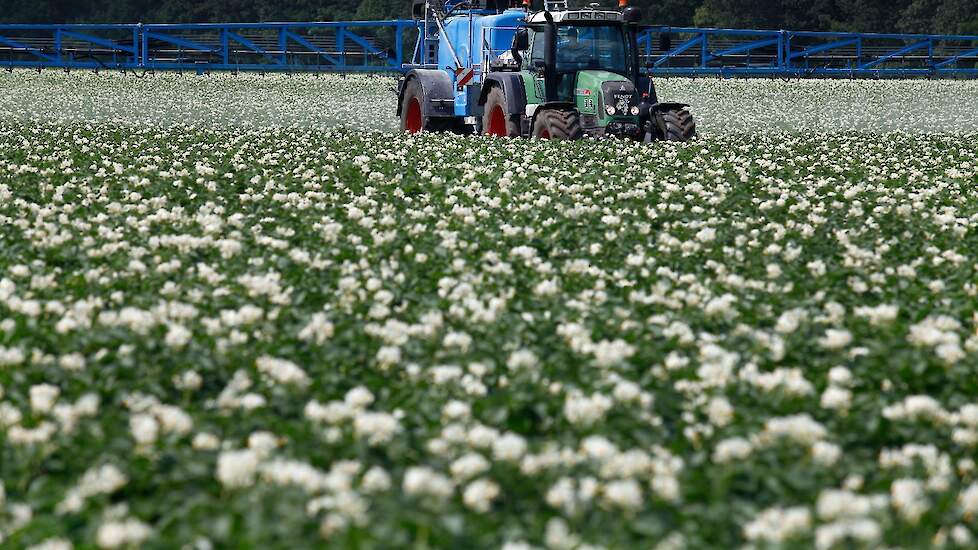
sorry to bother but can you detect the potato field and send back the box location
[2,72,978,549]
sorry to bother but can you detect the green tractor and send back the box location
[398,0,696,141]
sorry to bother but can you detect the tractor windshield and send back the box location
[530,24,629,74]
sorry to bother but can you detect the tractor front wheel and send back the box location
[532,109,584,140]
[660,108,696,142]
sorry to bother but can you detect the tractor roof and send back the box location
[526,10,623,24]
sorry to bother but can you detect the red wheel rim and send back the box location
[486,106,507,137]
[405,98,422,133]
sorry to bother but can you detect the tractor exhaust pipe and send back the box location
[623,6,642,88]
[543,11,558,103]
[627,25,640,87]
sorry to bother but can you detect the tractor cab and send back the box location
[522,9,641,137]
[530,17,629,74]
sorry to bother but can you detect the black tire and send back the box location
[482,86,521,137]
[400,79,426,134]
[400,79,454,134]
[661,108,696,142]
[532,109,584,140]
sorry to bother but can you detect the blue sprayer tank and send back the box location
[438,8,526,116]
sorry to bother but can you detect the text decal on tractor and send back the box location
[397,0,696,141]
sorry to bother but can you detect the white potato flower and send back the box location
[564,392,613,426]
[601,479,643,511]
[743,506,811,543]
[344,386,375,409]
[819,329,852,350]
[96,518,152,549]
[958,482,978,516]
[352,411,400,445]
[713,437,752,463]
[163,323,192,348]
[463,478,500,513]
[821,386,852,411]
[403,467,453,499]
[361,467,391,493]
[255,355,310,388]
[129,414,159,445]
[193,432,221,451]
[493,433,528,462]
[217,449,260,489]
[29,384,61,414]
[26,538,72,550]
[450,453,491,481]
[891,478,927,524]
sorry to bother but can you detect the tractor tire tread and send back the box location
[661,108,696,142]
[534,109,584,140]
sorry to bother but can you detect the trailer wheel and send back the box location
[532,109,584,140]
[660,108,696,142]
[401,79,427,134]
[482,86,520,137]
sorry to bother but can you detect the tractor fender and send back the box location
[638,101,690,123]
[478,73,527,116]
[647,102,689,114]
[397,69,455,118]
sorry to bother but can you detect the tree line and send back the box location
[5,0,978,35]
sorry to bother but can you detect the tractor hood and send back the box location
[574,70,637,118]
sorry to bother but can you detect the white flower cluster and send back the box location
[96,518,152,549]
[57,465,128,514]
[743,505,811,543]
[305,386,401,445]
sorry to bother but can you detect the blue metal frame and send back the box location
[0,21,418,72]
[1,21,977,77]
[637,27,978,77]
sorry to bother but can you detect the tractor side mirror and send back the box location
[622,6,642,23]
[511,29,529,65]
[513,28,529,51]
[412,0,425,20]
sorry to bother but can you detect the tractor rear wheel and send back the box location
[400,79,426,134]
[660,108,696,142]
[401,79,454,134]
[532,109,584,140]
[482,86,521,137]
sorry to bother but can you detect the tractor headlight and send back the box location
[605,106,616,116]
[630,106,640,115]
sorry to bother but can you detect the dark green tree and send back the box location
[355,0,408,20]
[932,0,978,34]
[634,0,699,27]
[694,0,841,31]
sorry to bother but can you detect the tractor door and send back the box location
[522,29,546,103]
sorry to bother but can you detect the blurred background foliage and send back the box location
[1,0,977,39]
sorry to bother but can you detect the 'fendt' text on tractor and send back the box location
[397,0,696,141]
